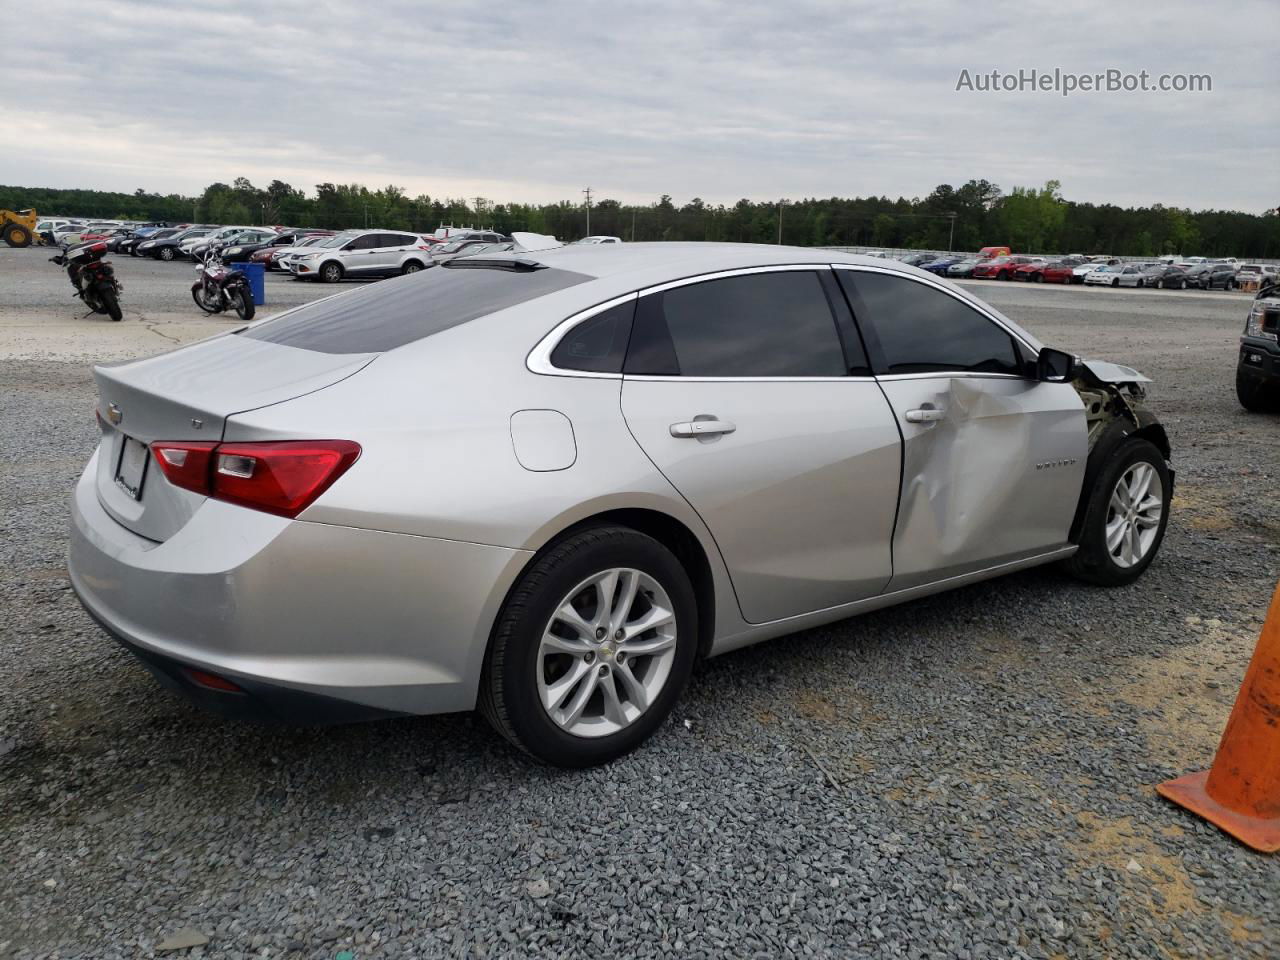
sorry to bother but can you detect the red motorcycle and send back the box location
[192,249,255,321]
[50,241,123,321]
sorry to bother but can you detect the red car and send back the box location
[1038,260,1082,284]
[1012,259,1052,281]
[971,255,1041,280]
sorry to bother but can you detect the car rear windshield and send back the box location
[239,264,592,354]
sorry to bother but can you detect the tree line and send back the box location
[3,177,1278,258]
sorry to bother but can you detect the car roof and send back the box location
[453,242,1045,353]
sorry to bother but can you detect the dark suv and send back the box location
[1237,281,1280,412]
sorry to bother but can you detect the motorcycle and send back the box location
[192,249,256,321]
[49,241,123,321]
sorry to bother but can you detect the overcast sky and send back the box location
[4,0,1277,213]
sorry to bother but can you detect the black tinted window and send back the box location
[550,300,636,373]
[625,271,846,377]
[840,271,1022,375]
[241,265,591,354]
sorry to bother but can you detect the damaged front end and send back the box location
[1068,359,1173,543]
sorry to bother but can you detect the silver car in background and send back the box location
[69,244,1173,766]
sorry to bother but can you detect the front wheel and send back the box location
[320,261,343,283]
[1236,367,1280,413]
[192,283,219,314]
[158,247,175,262]
[1063,439,1171,586]
[997,270,1009,281]
[480,526,698,767]
[232,285,255,322]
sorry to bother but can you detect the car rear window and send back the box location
[239,264,591,354]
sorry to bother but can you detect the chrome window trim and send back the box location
[876,372,1024,382]
[623,375,876,383]
[526,292,638,379]
[637,262,828,297]
[527,265,837,380]
[830,262,1039,355]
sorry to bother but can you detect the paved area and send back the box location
[1,246,1276,959]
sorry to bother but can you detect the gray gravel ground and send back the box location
[1,249,1277,959]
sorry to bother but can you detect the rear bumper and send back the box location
[69,454,531,723]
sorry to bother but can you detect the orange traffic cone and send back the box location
[1157,581,1280,852]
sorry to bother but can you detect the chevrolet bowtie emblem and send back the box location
[106,403,123,425]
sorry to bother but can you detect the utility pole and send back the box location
[582,186,593,237]
[948,212,957,252]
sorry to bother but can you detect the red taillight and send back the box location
[150,440,359,518]
[151,441,218,495]
[184,668,243,693]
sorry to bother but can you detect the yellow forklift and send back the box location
[1,208,39,247]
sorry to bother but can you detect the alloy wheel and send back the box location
[1105,463,1163,568]
[537,568,677,738]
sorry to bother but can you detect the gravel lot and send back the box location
[1,247,1277,959]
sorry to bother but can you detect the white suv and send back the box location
[288,230,433,282]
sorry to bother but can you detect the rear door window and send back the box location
[240,264,591,354]
[624,270,849,377]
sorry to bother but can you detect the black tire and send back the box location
[1179,279,1187,289]
[1032,272,1042,282]
[401,260,425,275]
[320,261,343,283]
[232,286,255,322]
[1236,367,1280,413]
[1063,439,1171,586]
[158,246,175,262]
[1111,277,1119,287]
[4,223,33,247]
[191,284,218,314]
[1155,279,1163,289]
[480,526,698,767]
[997,270,1009,281]
[99,287,123,322]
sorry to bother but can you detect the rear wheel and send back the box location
[1063,439,1170,586]
[99,287,123,322]
[1236,367,1280,413]
[320,261,343,283]
[997,270,1009,281]
[480,526,698,767]
[401,260,425,275]
[158,246,175,262]
[3,224,33,248]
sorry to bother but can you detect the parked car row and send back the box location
[895,249,1265,291]
[37,218,523,285]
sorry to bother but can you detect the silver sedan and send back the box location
[69,244,1173,766]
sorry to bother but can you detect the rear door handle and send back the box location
[670,418,737,438]
[905,407,945,423]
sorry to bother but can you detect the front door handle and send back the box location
[670,418,737,438]
[905,406,945,423]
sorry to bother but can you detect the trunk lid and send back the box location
[92,334,375,542]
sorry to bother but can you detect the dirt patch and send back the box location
[1112,616,1252,767]
[1073,810,1199,915]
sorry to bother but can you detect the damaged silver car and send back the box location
[69,244,1172,766]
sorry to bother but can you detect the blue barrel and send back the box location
[239,261,266,305]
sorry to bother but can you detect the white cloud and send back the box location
[4,0,1276,212]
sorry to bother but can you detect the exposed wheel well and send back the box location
[533,509,716,659]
